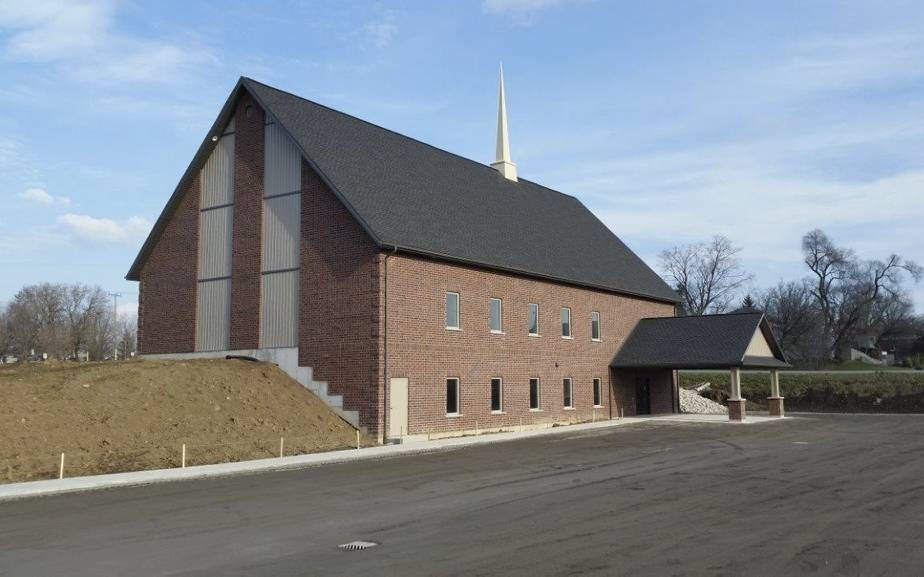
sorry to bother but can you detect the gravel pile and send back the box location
[680,386,728,414]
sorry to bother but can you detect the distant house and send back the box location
[126,74,788,441]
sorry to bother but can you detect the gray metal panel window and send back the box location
[264,122,301,197]
[490,378,503,412]
[446,378,460,415]
[561,307,572,338]
[262,193,301,272]
[593,378,603,407]
[563,378,573,408]
[527,303,540,336]
[591,311,601,341]
[529,378,541,410]
[489,298,503,333]
[260,270,299,348]
[198,206,233,279]
[200,133,234,209]
[195,278,231,352]
[446,292,460,329]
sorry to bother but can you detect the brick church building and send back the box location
[127,74,788,441]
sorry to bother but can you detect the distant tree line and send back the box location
[661,229,922,367]
[0,283,136,362]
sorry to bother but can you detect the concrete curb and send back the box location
[0,414,781,502]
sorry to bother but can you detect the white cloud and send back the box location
[364,19,397,49]
[0,0,215,85]
[16,187,70,207]
[482,0,570,14]
[57,214,151,244]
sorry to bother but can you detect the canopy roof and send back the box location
[611,312,790,370]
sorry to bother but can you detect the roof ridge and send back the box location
[638,311,764,322]
[240,76,581,202]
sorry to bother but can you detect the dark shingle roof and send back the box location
[127,78,679,303]
[611,312,790,369]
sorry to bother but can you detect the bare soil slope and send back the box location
[0,359,360,483]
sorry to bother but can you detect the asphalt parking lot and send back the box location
[3,413,924,576]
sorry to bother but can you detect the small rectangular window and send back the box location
[489,298,503,333]
[528,303,540,336]
[446,378,460,415]
[591,311,601,341]
[491,377,503,412]
[593,378,603,407]
[446,292,460,329]
[529,378,541,410]
[563,378,573,408]
[561,307,572,338]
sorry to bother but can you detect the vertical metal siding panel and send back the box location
[260,271,298,347]
[200,134,234,208]
[262,194,300,271]
[198,206,233,279]
[264,124,301,197]
[196,279,230,351]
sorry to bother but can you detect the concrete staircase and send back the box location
[144,347,360,429]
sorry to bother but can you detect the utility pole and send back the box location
[108,292,122,361]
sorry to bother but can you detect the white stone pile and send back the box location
[679,385,728,415]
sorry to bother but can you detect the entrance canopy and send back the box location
[611,311,790,371]
[612,311,790,420]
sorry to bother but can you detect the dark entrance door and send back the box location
[635,376,651,415]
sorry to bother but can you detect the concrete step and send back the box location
[327,394,343,409]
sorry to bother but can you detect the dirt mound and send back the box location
[0,359,362,483]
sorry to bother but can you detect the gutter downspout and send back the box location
[382,245,398,443]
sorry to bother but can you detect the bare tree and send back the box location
[62,284,109,359]
[117,315,137,360]
[759,280,825,366]
[802,229,922,359]
[660,235,753,315]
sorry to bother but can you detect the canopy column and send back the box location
[768,369,784,417]
[728,367,746,421]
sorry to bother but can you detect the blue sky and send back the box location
[1,0,922,315]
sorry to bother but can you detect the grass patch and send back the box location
[680,370,924,413]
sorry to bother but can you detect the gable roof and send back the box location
[126,77,680,304]
[611,312,790,369]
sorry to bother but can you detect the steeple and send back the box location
[490,63,518,181]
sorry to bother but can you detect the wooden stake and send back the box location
[58,453,65,480]
[279,437,285,458]
[181,444,186,468]
[356,430,360,450]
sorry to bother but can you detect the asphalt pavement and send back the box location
[2,413,924,576]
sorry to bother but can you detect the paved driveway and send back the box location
[2,413,924,576]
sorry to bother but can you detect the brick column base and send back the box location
[768,396,784,417]
[728,399,746,421]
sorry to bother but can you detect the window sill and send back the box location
[591,338,603,343]
[593,405,604,409]
[446,413,462,418]
[490,330,505,335]
[445,327,462,332]
[563,407,575,411]
[528,333,541,338]
[491,410,506,415]
[561,336,573,340]
[529,408,543,412]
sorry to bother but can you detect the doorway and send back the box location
[635,376,651,415]
[388,378,409,440]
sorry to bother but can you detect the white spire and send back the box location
[490,63,517,181]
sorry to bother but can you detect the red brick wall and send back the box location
[229,94,264,350]
[137,178,199,354]
[299,160,384,435]
[384,255,675,435]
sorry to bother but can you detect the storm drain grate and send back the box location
[338,541,379,551]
